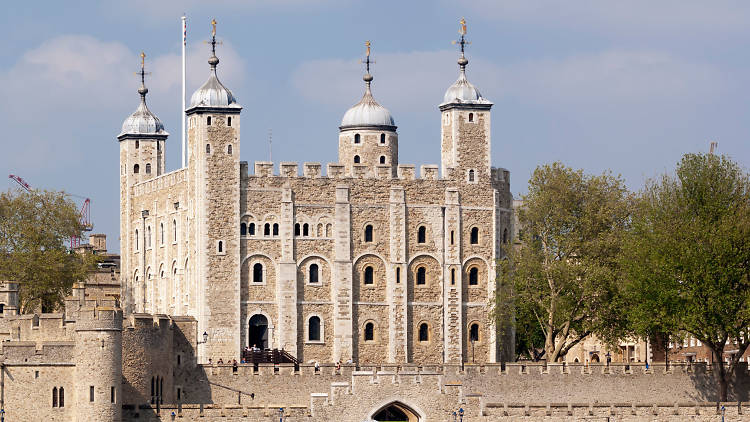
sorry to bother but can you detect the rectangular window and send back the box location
[111,386,116,404]
[177,388,181,401]
[89,385,95,402]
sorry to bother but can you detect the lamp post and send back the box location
[197,331,208,344]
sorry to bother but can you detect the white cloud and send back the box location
[292,48,727,114]
[455,0,750,34]
[0,34,245,170]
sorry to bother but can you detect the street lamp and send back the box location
[198,331,208,344]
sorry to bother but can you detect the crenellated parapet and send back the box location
[242,161,452,182]
[132,167,187,196]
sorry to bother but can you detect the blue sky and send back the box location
[2,1,749,252]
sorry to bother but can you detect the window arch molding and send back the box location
[242,254,275,286]
[362,320,377,342]
[305,314,325,343]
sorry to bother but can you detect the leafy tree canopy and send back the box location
[495,162,630,362]
[0,189,94,312]
[622,153,750,401]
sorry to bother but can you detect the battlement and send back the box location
[132,167,187,196]
[242,161,450,182]
[124,312,176,332]
[74,305,123,331]
[0,340,75,364]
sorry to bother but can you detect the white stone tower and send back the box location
[118,53,169,315]
[185,20,242,362]
[339,41,398,176]
[439,19,493,181]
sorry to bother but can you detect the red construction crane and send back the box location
[8,174,93,248]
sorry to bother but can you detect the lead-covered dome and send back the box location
[119,85,168,137]
[189,55,238,108]
[340,74,396,129]
[441,57,491,106]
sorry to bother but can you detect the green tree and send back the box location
[0,188,94,312]
[622,153,750,401]
[495,162,630,362]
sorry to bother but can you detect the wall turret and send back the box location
[73,302,123,421]
[186,19,242,363]
[439,19,493,182]
[339,41,398,176]
[118,52,169,316]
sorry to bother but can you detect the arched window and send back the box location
[416,267,426,285]
[353,155,360,164]
[468,169,475,182]
[59,387,64,407]
[309,264,319,284]
[354,133,360,144]
[272,223,279,236]
[418,323,429,342]
[295,223,301,236]
[326,224,332,237]
[468,112,474,122]
[303,223,309,236]
[364,266,374,285]
[160,223,164,245]
[173,219,177,242]
[470,323,480,342]
[469,267,479,285]
[317,223,323,236]
[503,228,508,244]
[253,263,263,283]
[52,387,58,407]
[227,116,232,126]
[380,133,386,144]
[364,224,373,242]
[417,226,426,244]
[217,241,223,253]
[264,223,270,236]
[145,163,151,174]
[470,227,479,244]
[364,322,374,341]
[241,222,247,236]
[134,164,140,174]
[227,144,233,155]
[135,229,139,250]
[379,155,386,164]
[248,223,255,236]
[206,144,211,154]
[308,316,321,341]
[207,116,212,125]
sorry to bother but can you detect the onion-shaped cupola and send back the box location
[440,19,492,108]
[119,52,168,138]
[340,42,396,131]
[337,41,399,175]
[187,20,241,113]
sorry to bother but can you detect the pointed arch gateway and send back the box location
[369,400,423,422]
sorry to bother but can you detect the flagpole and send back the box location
[181,14,187,168]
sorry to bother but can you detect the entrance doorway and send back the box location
[372,402,420,422]
[248,314,268,349]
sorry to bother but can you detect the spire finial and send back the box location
[360,40,375,87]
[206,18,222,68]
[452,17,471,70]
[135,51,151,100]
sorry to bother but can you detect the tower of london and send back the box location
[118,24,513,365]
